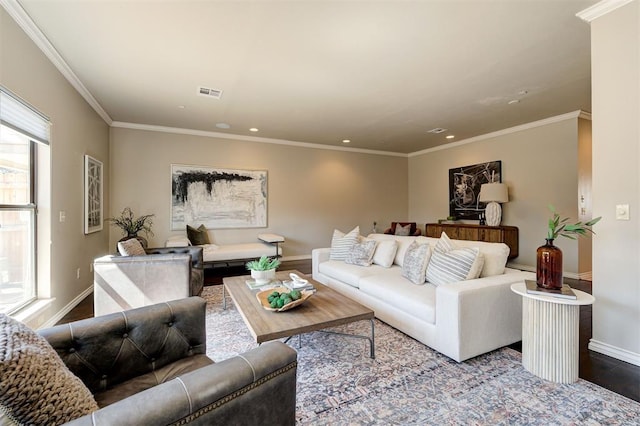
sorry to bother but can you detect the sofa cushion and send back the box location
[372,239,398,268]
[117,238,146,256]
[345,240,377,267]
[426,232,484,285]
[451,239,510,277]
[367,234,430,267]
[330,226,360,261]
[359,272,436,324]
[394,223,411,236]
[0,314,98,424]
[187,224,211,245]
[401,241,432,285]
[318,260,383,288]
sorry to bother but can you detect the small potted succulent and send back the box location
[246,255,281,285]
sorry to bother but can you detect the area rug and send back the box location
[201,286,640,425]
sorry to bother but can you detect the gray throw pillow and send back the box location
[401,241,432,285]
[345,240,378,267]
[0,314,98,425]
[186,224,211,245]
[394,223,411,236]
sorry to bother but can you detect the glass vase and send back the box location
[536,238,563,289]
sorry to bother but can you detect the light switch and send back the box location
[59,211,66,223]
[616,204,630,221]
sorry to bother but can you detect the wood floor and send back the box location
[58,260,640,403]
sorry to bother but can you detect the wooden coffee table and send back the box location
[222,270,375,358]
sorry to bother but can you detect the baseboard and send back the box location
[281,254,311,261]
[41,285,94,329]
[505,263,582,280]
[589,339,640,367]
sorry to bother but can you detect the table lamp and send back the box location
[479,183,509,226]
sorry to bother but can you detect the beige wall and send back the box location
[589,1,640,363]
[1,8,110,328]
[109,127,408,256]
[408,118,581,273]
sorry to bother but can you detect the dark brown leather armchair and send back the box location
[383,222,422,236]
[39,297,297,425]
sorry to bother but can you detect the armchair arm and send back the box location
[145,246,204,296]
[435,270,535,362]
[64,342,298,426]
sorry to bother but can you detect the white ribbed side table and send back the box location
[511,282,594,384]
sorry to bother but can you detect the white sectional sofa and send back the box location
[312,233,535,362]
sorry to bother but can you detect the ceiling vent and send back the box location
[197,86,223,99]
[427,128,447,134]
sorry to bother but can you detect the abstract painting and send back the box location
[449,160,501,220]
[84,155,103,234]
[171,164,267,229]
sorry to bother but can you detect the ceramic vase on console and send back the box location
[251,268,276,285]
[536,238,563,289]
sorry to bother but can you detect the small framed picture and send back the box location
[84,154,103,234]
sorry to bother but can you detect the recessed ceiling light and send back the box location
[178,105,185,109]
[215,123,231,129]
[508,99,520,105]
[446,135,455,139]
[342,139,351,144]
[249,128,259,132]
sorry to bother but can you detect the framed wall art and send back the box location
[171,164,267,230]
[448,160,501,220]
[84,154,103,234]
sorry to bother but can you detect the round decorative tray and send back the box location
[256,286,314,312]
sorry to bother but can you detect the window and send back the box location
[0,88,50,314]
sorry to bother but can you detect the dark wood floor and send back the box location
[58,261,640,403]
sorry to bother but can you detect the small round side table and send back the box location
[511,281,595,383]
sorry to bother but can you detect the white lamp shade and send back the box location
[479,183,509,203]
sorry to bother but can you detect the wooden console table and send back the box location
[425,223,519,259]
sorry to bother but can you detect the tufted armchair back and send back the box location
[41,297,207,394]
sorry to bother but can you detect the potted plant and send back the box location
[246,255,281,285]
[106,207,154,248]
[537,205,600,289]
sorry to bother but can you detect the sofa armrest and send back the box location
[145,246,204,296]
[435,270,535,362]
[64,342,298,426]
[312,248,331,279]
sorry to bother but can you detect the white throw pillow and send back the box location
[425,232,484,286]
[401,241,432,285]
[117,238,146,256]
[372,239,399,268]
[330,226,360,261]
[345,240,378,266]
[394,223,411,236]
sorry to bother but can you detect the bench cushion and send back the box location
[202,243,280,263]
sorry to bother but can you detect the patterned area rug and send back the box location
[202,286,640,425]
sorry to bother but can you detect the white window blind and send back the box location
[0,87,50,145]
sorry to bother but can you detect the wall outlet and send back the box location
[76,268,80,279]
[616,204,630,221]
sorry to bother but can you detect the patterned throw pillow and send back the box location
[401,241,432,285]
[372,239,399,268]
[425,232,485,286]
[0,314,98,425]
[394,223,411,236]
[330,226,360,261]
[117,238,146,256]
[345,240,378,266]
[186,224,211,245]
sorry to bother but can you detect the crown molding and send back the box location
[577,0,635,23]
[111,122,408,157]
[1,0,113,125]
[409,110,589,157]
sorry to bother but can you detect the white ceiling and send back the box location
[14,0,598,154]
